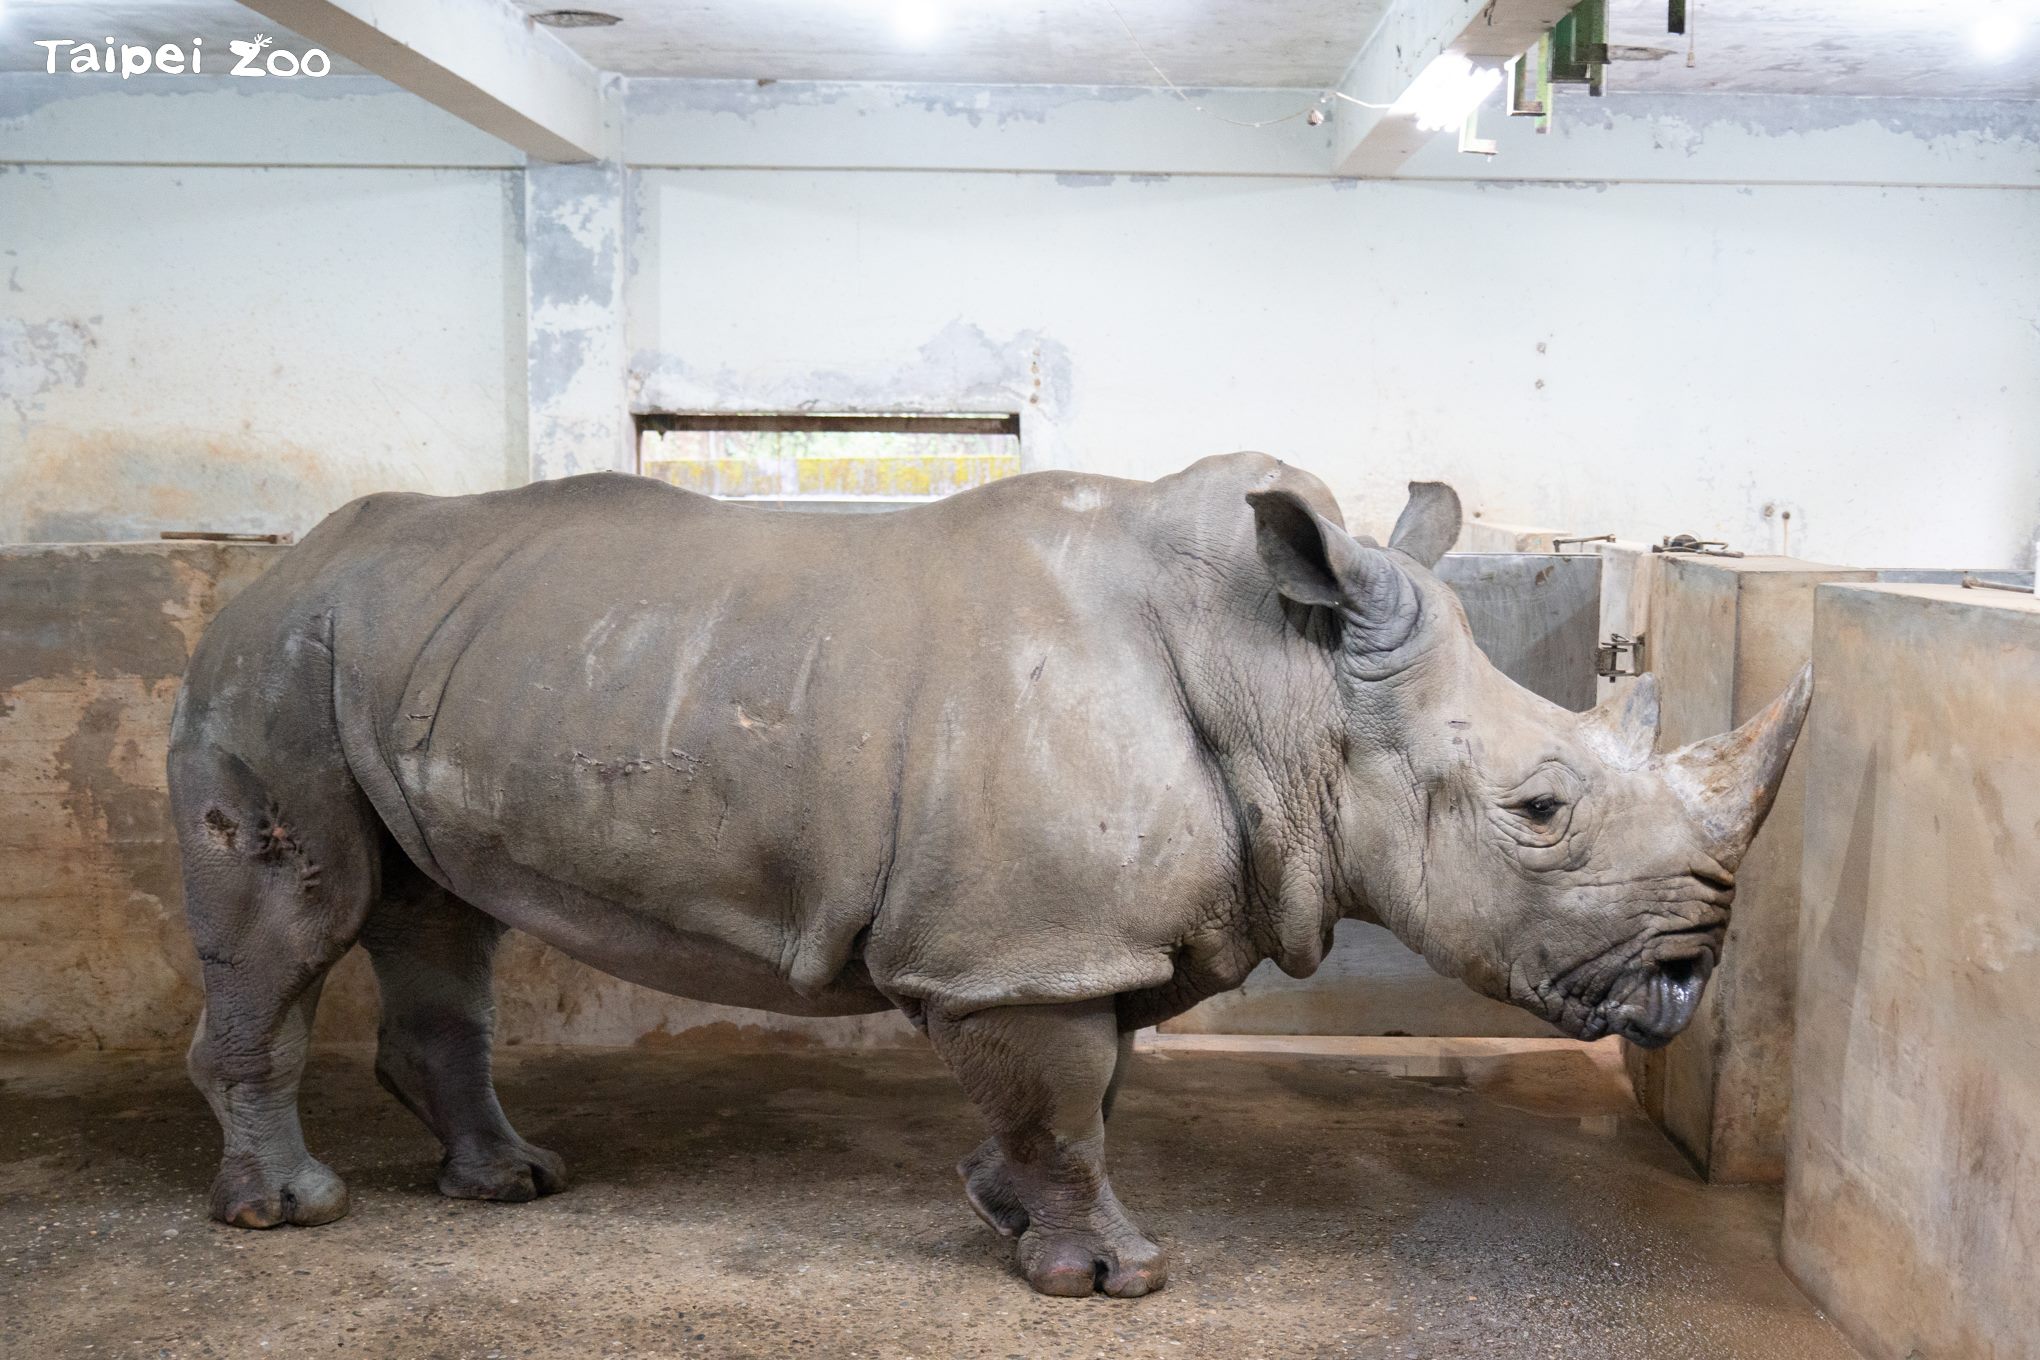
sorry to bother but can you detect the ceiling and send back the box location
[500,0,1394,87]
[4,0,2038,97]
[1606,0,2040,99]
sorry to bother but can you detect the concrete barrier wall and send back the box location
[1625,553,1874,1182]
[0,542,915,1052]
[1782,583,2040,1359]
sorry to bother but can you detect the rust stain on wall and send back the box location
[0,541,918,1053]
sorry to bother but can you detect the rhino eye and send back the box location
[1517,794,1565,823]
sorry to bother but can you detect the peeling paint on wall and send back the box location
[0,163,523,544]
[0,316,94,421]
[1566,91,2040,147]
[626,77,1149,129]
[527,160,631,480]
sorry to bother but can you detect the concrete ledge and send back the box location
[1783,582,2040,1360]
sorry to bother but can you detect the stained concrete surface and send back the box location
[0,541,917,1056]
[0,1042,1857,1358]
[1628,554,1873,1184]
[1784,584,2040,1359]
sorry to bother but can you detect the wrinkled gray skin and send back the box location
[168,453,1811,1297]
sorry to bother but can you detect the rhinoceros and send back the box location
[168,453,1810,1297]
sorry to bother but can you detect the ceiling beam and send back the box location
[237,0,615,162]
[1331,0,1576,178]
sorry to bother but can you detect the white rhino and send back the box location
[169,453,1809,1297]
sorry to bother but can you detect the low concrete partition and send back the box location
[1460,517,1571,553]
[1627,553,1875,1182]
[0,541,914,1052]
[1783,583,2040,1359]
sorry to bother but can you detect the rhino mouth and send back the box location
[1530,919,1725,1048]
[1593,925,1722,1049]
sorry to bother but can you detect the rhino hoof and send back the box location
[437,1142,569,1203]
[1018,1227,1169,1299]
[211,1158,349,1229]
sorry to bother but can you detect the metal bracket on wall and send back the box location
[1547,0,1609,97]
[1597,632,1646,680]
[160,530,294,544]
[1553,533,1617,551]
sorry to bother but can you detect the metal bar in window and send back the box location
[636,412,1021,437]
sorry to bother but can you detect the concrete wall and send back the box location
[1783,583,2040,1359]
[0,542,914,1051]
[624,86,2040,569]
[0,148,527,544]
[7,74,2038,565]
[1626,554,1874,1182]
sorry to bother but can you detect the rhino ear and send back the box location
[1386,481,1462,568]
[1246,489,1422,653]
[1247,488,1354,606]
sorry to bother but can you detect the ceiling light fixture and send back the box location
[893,0,942,44]
[533,9,622,28]
[1398,52,1505,134]
[1969,6,2025,59]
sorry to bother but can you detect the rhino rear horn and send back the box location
[1580,672,1660,769]
[1663,663,1815,870]
[1386,481,1462,568]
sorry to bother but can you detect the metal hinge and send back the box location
[1597,632,1646,680]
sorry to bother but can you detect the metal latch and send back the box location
[1597,632,1646,680]
[1652,533,1743,558]
[1962,574,2031,595]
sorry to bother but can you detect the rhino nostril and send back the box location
[1660,955,1699,988]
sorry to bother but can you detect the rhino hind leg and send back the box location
[929,998,1166,1298]
[361,856,566,1204]
[176,750,380,1230]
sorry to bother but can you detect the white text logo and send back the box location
[33,34,332,79]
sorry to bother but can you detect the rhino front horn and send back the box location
[1663,662,1814,871]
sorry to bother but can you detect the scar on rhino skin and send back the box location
[252,801,323,895]
[202,808,238,850]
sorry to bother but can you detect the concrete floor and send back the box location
[0,1038,1858,1359]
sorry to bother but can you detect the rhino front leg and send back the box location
[957,1027,1135,1239]
[929,998,1166,1298]
[360,859,566,1203]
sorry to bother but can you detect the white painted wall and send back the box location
[5,73,2037,568]
[0,156,525,543]
[629,165,2040,567]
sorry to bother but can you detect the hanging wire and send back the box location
[1102,0,1396,129]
